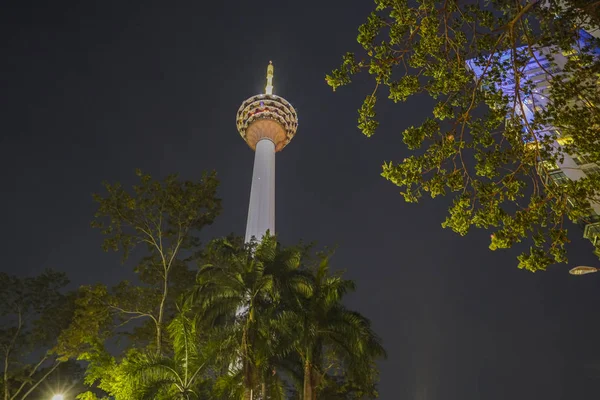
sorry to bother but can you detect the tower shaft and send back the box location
[245,138,276,242]
[237,62,297,243]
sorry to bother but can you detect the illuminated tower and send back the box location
[236,62,298,242]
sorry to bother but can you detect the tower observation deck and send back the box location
[236,62,298,242]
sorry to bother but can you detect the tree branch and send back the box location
[4,308,22,400]
[9,355,48,400]
[18,360,61,400]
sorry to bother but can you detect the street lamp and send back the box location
[51,394,64,400]
[569,266,599,275]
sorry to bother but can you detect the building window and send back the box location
[583,164,600,177]
[548,171,570,186]
[573,154,592,165]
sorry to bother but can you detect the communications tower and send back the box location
[236,62,298,242]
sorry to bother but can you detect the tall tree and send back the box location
[193,235,311,400]
[327,0,600,271]
[92,169,221,354]
[292,256,385,400]
[194,236,385,400]
[0,270,74,400]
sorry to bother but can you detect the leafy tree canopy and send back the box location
[61,234,385,400]
[327,0,600,271]
[57,171,222,399]
[194,235,385,400]
[0,270,75,400]
[54,170,384,400]
[90,170,221,353]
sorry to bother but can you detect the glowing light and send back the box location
[265,61,274,95]
[569,266,599,275]
[51,395,64,400]
[557,136,574,146]
[236,61,298,154]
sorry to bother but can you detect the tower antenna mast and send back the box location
[265,61,274,95]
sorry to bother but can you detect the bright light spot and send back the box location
[569,266,598,275]
[52,395,64,400]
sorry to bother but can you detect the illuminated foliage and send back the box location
[77,305,214,400]
[59,235,384,400]
[327,0,600,271]
[58,171,221,399]
[58,173,384,399]
[4,165,386,400]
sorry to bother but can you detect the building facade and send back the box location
[467,30,600,257]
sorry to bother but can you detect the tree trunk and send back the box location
[303,362,320,400]
[261,381,266,399]
[4,352,9,400]
[310,367,319,400]
[241,326,255,400]
[303,361,312,400]
[4,309,23,400]
[156,271,169,355]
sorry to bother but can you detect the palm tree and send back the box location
[121,305,212,399]
[193,234,311,400]
[292,256,386,400]
[192,236,385,400]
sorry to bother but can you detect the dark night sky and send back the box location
[3,1,600,399]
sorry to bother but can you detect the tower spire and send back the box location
[265,61,274,95]
[236,61,298,242]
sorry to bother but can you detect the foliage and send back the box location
[51,171,384,400]
[56,233,384,400]
[54,285,112,361]
[193,235,385,400]
[193,234,310,399]
[91,169,221,353]
[77,304,214,400]
[123,305,213,399]
[0,270,74,400]
[293,256,385,400]
[5,168,386,400]
[316,374,380,400]
[327,0,600,271]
